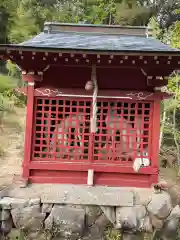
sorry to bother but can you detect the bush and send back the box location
[105,227,121,240]
[0,74,26,108]
[0,74,17,93]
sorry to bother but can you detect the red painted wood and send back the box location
[28,162,158,174]
[22,83,35,179]
[15,87,172,100]
[93,172,156,187]
[147,79,168,87]
[31,96,153,163]
[22,74,42,82]
[41,66,149,91]
[29,170,157,187]
[149,174,159,186]
[26,94,160,188]
[1,50,179,70]
[17,64,172,93]
[151,101,161,168]
[2,50,168,187]
[0,45,174,188]
[36,65,172,91]
[33,88,172,100]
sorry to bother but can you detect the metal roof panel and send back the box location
[16,32,178,52]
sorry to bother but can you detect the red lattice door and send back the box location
[29,96,157,187]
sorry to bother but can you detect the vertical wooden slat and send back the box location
[22,82,35,180]
[151,101,161,169]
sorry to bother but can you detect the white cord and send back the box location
[91,65,98,133]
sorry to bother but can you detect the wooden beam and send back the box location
[22,74,42,82]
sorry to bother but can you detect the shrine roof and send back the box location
[0,23,180,55]
[17,33,177,53]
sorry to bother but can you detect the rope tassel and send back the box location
[90,65,98,133]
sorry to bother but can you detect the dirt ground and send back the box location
[0,106,179,191]
[0,107,26,188]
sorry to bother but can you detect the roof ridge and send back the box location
[44,22,151,37]
[43,30,147,38]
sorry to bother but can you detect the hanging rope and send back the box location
[91,65,98,133]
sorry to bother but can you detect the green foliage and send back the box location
[0,74,26,110]
[171,21,180,49]
[0,6,9,44]
[116,2,154,25]
[148,16,180,162]
[105,227,121,240]
[6,60,21,78]
[148,17,164,40]
[8,3,40,43]
[1,0,179,42]
[84,0,116,24]
[50,0,85,23]
[0,74,17,93]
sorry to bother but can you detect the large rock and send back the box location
[86,206,102,226]
[42,203,53,214]
[44,205,85,239]
[166,186,180,207]
[133,206,146,220]
[95,213,110,232]
[167,205,180,220]
[86,214,110,240]
[0,209,10,221]
[0,197,28,209]
[87,224,104,240]
[147,192,172,219]
[161,218,179,240]
[116,206,147,232]
[28,198,41,206]
[149,214,164,230]
[1,218,13,234]
[116,207,137,231]
[132,189,153,206]
[138,216,153,233]
[100,206,116,224]
[11,205,46,232]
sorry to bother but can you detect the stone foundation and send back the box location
[0,183,180,239]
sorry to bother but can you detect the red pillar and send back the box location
[150,100,161,184]
[22,81,35,180]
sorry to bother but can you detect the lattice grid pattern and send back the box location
[94,101,152,162]
[32,97,152,163]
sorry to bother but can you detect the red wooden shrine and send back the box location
[0,23,180,187]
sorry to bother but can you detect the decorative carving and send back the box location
[34,88,172,100]
[154,86,174,97]
[160,86,174,95]
[35,88,63,97]
[126,92,154,100]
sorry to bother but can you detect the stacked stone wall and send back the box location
[0,185,180,240]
